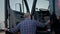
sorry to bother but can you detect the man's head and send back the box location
[24,12,31,18]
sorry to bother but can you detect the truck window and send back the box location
[9,0,31,13]
[36,0,49,11]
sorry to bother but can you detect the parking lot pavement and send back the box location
[0,32,5,34]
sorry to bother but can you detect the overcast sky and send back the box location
[0,0,49,23]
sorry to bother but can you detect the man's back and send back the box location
[19,18,46,34]
[20,18,36,34]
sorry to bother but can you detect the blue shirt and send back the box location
[9,18,45,34]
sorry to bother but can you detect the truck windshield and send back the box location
[9,0,49,12]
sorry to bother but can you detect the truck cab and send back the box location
[5,0,51,34]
